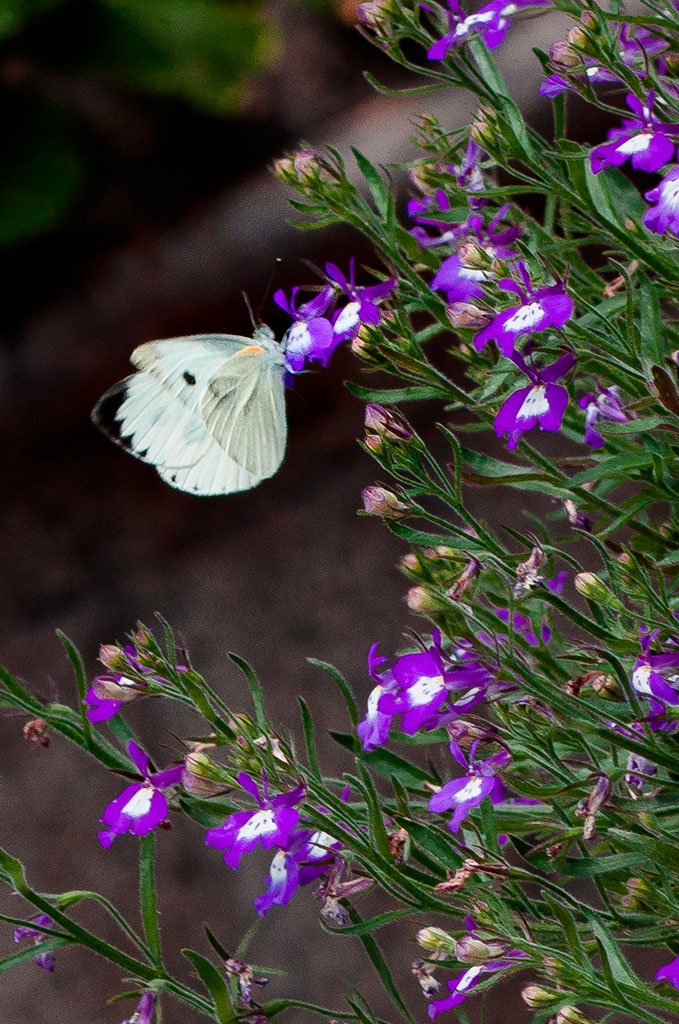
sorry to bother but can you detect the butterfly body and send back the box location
[93,327,287,495]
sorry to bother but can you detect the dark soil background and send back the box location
[0,3,598,1021]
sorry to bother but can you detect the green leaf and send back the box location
[329,731,436,788]
[307,659,358,727]
[385,522,484,551]
[56,629,92,750]
[638,278,663,362]
[228,653,266,729]
[183,949,236,1023]
[348,907,414,1024]
[0,937,71,974]
[139,834,162,967]
[346,382,448,403]
[352,148,388,220]
[298,697,321,779]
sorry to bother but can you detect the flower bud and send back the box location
[446,720,499,746]
[455,936,508,964]
[400,552,421,573]
[182,751,231,797]
[362,486,410,518]
[556,1007,593,1024]
[574,572,624,611]
[98,644,129,673]
[521,985,561,1007]
[356,0,393,28]
[471,106,495,148]
[548,39,581,69]
[365,403,413,442]
[446,302,493,329]
[590,672,623,700]
[407,586,447,614]
[416,927,456,954]
[92,674,144,703]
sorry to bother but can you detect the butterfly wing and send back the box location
[92,334,285,495]
[200,345,287,479]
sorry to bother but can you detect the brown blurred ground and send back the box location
[0,4,582,1021]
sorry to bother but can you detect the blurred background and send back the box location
[0,1,577,1020]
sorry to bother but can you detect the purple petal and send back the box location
[127,741,149,779]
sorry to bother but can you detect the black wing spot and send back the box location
[183,371,197,386]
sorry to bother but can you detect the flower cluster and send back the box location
[275,259,395,373]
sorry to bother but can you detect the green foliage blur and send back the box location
[0,0,278,247]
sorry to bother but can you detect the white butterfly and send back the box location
[92,327,287,496]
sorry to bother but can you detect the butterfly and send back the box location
[92,327,287,496]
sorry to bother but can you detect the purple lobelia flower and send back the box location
[274,285,337,372]
[84,673,148,723]
[357,643,398,751]
[326,259,396,341]
[431,206,520,303]
[98,741,183,849]
[427,918,527,1018]
[631,629,679,706]
[474,262,573,357]
[428,741,510,833]
[376,634,494,735]
[590,91,679,174]
[494,350,576,450]
[656,955,679,989]
[408,188,470,248]
[205,772,305,869]
[425,0,549,61]
[121,993,156,1024]
[14,913,56,971]
[644,166,679,236]
[254,827,340,916]
[579,380,629,448]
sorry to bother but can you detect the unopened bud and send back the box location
[548,39,580,69]
[182,751,231,798]
[416,927,456,953]
[98,644,129,673]
[356,0,392,27]
[457,240,492,270]
[407,586,447,614]
[400,552,420,573]
[446,301,492,329]
[568,24,589,49]
[590,672,623,700]
[471,106,495,147]
[455,936,509,964]
[364,404,412,442]
[574,572,624,611]
[362,486,410,518]
[556,1007,593,1024]
[446,720,499,746]
[364,433,383,453]
[521,985,561,1008]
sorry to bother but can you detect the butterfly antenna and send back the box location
[242,292,258,330]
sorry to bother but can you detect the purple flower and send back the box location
[540,23,669,97]
[205,772,305,869]
[631,629,679,706]
[427,918,527,1018]
[14,914,56,971]
[590,91,679,174]
[121,993,156,1024]
[431,207,520,302]
[656,955,679,989]
[274,285,337,373]
[428,741,510,833]
[494,350,576,450]
[579,380,629,448]
[494,608,540,647]
[426,0,549,60]
[254,828,340,916]
[357,643,398,751]
[84,674,147,723]
[326,259,396,341]
[474,263,573,357]
[644,165,679,236]
[98,741,183,849]
[625,750,658,789]
[409,188,470,247]
[358,633,494,750]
